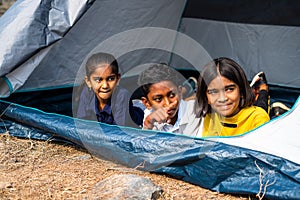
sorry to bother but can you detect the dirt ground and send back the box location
[0,133,255,200]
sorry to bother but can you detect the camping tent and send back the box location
[0,0,300,199]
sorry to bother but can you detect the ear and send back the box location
[141,97,152,109]
[84,76,92,88]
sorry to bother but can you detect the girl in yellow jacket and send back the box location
[195,57,270,137]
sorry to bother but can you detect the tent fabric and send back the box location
[0,98,300,199]
[183,0,300,26]
[1,0,300,96]
[0,0,186,96]
[0,0,93,97]
[1,1,300,199]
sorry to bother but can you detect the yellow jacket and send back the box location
[202,106,270,137]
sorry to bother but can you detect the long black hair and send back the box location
[195,57,255,117]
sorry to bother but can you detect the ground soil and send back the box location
[0,133,255,200]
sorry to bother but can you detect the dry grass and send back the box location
[0,133,253,199]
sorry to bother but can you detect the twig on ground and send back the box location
[255,160,276,200]
[134,160,146,170]
[106,167,143,174]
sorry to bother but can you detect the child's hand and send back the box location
[143,108,171,129]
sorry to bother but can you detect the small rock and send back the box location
[88,174,162,200]
[73,154,92,160]
[0,182,12,189]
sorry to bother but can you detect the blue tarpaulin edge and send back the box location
[0,100,299,199]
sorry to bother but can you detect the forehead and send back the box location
[90,64,115,76]
[148,81,178,95]
[208,76,236,88]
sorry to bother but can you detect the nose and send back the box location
[163,98,171,107]
[101,80,108,88]
[218,90,228,102]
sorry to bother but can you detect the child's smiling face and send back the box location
[143,80,182,123]
[85,64,120,104]
[206,75,241,117]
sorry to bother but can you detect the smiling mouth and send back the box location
[218,104,231,110]
[167,109,176,115]
[99,90,110,93]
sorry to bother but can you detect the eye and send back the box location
[107,76,116,81]
[153,97,162,102]
[225,86,235,92]
[93,77,102,83]
[207,89,218,94]
[169,92,176,98]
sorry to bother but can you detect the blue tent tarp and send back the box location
[1,98,300,199]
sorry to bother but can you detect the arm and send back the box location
[254,89,269,113]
